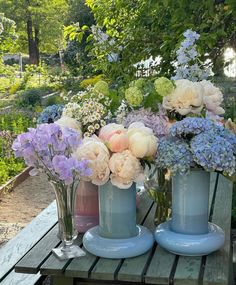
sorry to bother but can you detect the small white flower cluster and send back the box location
[63,89,111,137]
[115,100,129,124]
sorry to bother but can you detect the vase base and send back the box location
[75,215,99,233]
[155,221,225,256]
[52,244,86,260]
[83,225,154,259]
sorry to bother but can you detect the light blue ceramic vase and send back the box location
[155,170,225,256]
[83,181,154,258]
[171,169,210,234]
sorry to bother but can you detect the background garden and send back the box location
[0,0,235,222]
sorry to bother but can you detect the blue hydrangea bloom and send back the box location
[156,137,193,175]
[170,117,216,137]
[191,131,235,176]
[37,105,64,124]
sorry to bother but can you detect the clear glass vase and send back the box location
[51,181,86,260]
[144,168,172,225]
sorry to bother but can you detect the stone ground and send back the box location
[0,173,55,247]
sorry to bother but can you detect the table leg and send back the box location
[52,276,74,285]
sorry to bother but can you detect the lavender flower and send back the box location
[12,123,91,185]
[191,132,235,176]
[156,137,193,175]
[124,108,169,137]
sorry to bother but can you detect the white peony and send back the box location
[163,79,204,115]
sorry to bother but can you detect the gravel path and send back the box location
[0,173,55,247]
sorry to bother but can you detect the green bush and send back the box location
[0,112,33,133]
[44,94,63,106]
[16,88,42,107]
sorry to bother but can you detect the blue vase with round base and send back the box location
[154,170,225,256]
[83,181,154,259]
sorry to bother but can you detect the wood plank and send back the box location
[90,258,122,280]
[203,175,233,285]
[145,246,176,284]
[117,203,156,282]
[40,234,83,276]
[65,247,98,278]
[0,200,57,282]
[173,173,217,285]
[15,224,60,273]
[0,271,41,285]
[174,256,202,285]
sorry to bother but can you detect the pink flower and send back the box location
[109,150,144,189]
[99,123,129,152]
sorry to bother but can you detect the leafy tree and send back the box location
[63,0,95,76]
[85,0,236,83]
[0,13,17,55]
[0,0,68,65]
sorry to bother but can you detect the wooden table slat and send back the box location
[174,256,202,285]
[203,175,233,285]
[117,203,156,282]
[40,235,83,276]
[15,224,60,273]
[0,271,41,285]
[145,246,176,284]
[0,200,57,282]
[65,247,98,278]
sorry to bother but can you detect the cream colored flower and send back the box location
[74,138,110,186]
[55,116,82,135]
[200,80,225,115]
[163,79,204,115]
[109,150,144,189]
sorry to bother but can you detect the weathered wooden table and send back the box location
[12,174,233,285]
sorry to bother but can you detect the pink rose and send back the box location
[99,123,129,152]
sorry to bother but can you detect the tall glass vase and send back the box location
[83,181,154,259]
[51,181,86,260]
[155,170,225,256]
[75,181,99,233]
[145,168,171,225]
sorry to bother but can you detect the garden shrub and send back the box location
[80,74,104,89]
[16,88,42,107]
[44,95,63,106]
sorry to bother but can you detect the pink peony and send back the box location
[109,150,144,189]
[99,123,129,152]
[74,138,110,186]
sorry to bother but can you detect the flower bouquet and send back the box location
[76,122,156,258]
[12,123,92,260]
[154,117,236,256]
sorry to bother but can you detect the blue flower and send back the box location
[37,105,64,124]
[191,131,235,176]
[156,137,193,175]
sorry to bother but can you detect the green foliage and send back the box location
[0,112,33,133]
[85,0,236,83]
[0,13,17,55]
[0,0,68,54]
[16,88,42,108]
[44,95,63,106]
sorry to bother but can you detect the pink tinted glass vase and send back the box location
[75,181,99,233]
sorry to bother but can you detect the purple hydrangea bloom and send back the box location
[124,108,169,137]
